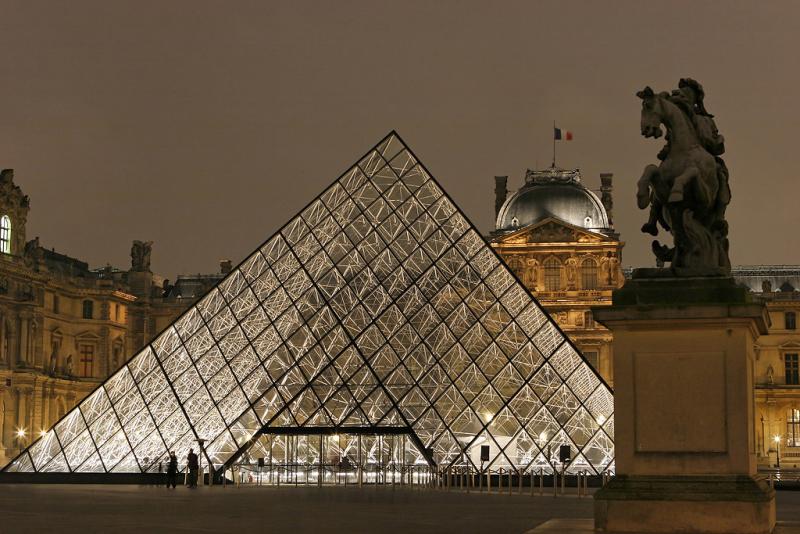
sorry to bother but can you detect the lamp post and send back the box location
[15,428,27,453]
[774,435,781,470]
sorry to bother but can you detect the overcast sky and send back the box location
[0,1,797,278]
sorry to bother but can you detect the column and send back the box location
[16,387,29,437]
[40,385,50,432]
[1,388,17,456]
[18,316,28,366]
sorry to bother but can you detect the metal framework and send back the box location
[3,132,614,477]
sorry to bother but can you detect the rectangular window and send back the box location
[786,354,800,385]
[544,259,561,291]
[789,409,800,447]
[786,312,797,330]
[82,300,93,320]
[79,344,94,377]
[53,295,60,315]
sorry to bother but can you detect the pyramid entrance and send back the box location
[3,132,614,482]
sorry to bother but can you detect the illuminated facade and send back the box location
[3,133,614,479]
[0,169,224,468]
[734,266,800,469]
[490,169,624,385]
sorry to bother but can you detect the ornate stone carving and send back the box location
[565,257,579,289]
[130,240,153,272]
[635,79,731,275]
[532,221,576,243]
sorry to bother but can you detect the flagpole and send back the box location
[552,120,556,168]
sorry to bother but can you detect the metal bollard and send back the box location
[518,469,523,494]
[507,469,512,495]
[540,469,545,496]
[530,469,534,496]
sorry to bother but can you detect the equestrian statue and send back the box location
[635,78,731,275]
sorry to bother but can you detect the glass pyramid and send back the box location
[3,132,614,477]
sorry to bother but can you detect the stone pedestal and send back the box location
[593,275,775,534]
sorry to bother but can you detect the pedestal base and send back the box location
[594,475,776,534]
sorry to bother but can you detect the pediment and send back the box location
[495,217,611,245]
[75,331,101,341]
[779,340,800,350]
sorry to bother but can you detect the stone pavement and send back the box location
[0,484,798,533]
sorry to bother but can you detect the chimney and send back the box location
[494,176,508,220]
[220,259,233,275]
[600,173,613,226]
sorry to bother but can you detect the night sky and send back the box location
[0,1,797,278]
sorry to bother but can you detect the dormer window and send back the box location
[0,215,10,254]
[511,217,519,227]
[584,216,593,227]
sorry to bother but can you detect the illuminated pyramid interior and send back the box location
[4,132,614,477]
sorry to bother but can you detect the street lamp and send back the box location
[15,428,27,452]
[774,435,781,470]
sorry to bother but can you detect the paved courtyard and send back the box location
[1,484,799,533]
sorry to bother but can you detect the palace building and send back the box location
[732,266,800,469]
[490,167,800,471]
[0,169,224,467]
[490,168,623,386]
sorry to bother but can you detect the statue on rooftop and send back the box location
[131,240,153,272]
[635,79,731,275]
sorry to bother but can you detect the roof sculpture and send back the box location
[4,132,614,477]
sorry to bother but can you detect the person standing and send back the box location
[166,451,178,489]
[187,449,199,488]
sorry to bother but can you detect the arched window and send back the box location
[507,256,524,278]
[0,215,10,254]
[581,258,598,290]
[543,257,561,291]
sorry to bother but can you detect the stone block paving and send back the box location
[0,484,799,533]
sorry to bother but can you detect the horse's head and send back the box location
[637,86,665,139]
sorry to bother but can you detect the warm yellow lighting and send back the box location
[539,432,547,443]
[596,415,606,426]
[15,428,26,438]
[774,435,781,444]
[39,430,47,438]
[482,412,494,423]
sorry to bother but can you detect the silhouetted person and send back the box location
[166,451,178,489]
[187,449,199,488]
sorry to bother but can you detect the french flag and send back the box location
[554,127,573,141]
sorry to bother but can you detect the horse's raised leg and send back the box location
[637,164,658,209]
[668,166,699,203]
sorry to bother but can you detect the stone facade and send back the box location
[0,169,222,467]
[490,168,624,386]
[491,218,624,385]
[734,266,800,470]
[491,171,800,473]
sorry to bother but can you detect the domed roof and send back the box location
[495,168,610,233]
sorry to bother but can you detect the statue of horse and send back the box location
[635,85,730,274]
